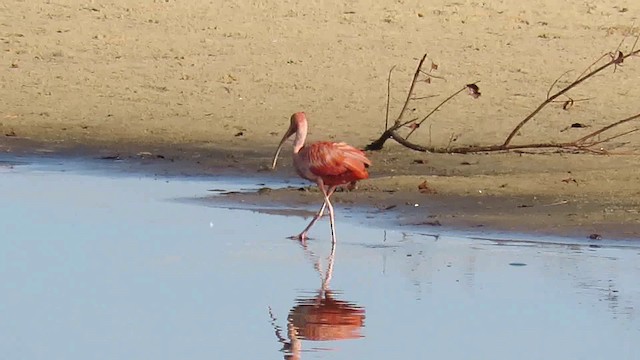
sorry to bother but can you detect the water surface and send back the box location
[1,158,639,359]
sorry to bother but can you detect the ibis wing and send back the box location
[305,142,371,179]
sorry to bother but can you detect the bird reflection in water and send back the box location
[268,241,365,359]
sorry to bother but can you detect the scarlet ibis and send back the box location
[272,112,371,243]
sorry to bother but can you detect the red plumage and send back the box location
[300,142,371,186]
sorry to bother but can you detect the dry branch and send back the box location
[395,54,428,126]
[501,44,640,147]
[366,36,640,155]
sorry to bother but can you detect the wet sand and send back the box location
[4,135,639,240]
[2,0,640,239]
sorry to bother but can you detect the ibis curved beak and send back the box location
[271,141,284,169]
[271,124,296,169]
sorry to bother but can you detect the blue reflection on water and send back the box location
[0,158,638,360]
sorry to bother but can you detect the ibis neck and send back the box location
[292,122,307,153]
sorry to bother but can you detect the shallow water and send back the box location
[1,158,639,359]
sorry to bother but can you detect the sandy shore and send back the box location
[2,0,639,239]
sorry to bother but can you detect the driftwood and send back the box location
[366,35,640,154]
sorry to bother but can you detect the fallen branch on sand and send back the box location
[366,34,640,154]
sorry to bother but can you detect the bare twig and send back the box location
[613,35,627,57]
[574,54,609,82]
[445,133,458,150]
[395,54,428,126]
[551,97,592,105]
[546,70,572,99]
[411,95,439,100]
[388,131,430,152]
[419,69,445,80]
[583,128,639,148]
[404,86,468,140]
[384,65,396,131]
[575,113,640,144]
